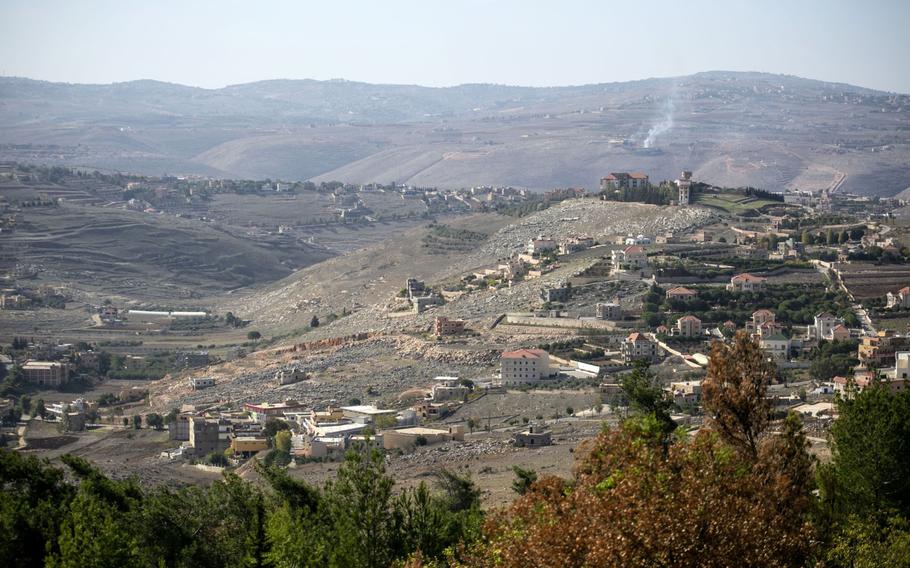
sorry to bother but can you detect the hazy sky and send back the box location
[1,0,908,93]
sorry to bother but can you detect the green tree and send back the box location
[310,315,320,328]
[512,465,538,495]
[274,430,292,453]
[819,385,910,520]
[620,362,676,438]
[145,413,164,431]
[131,415,141,430]
[247,331,262,341]
[32,399,47,419]
[325,446,395,568]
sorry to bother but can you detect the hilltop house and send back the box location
[600,172,650,191]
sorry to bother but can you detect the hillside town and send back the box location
[3,163,910,486]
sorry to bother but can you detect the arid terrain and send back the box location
[2,71,909,195]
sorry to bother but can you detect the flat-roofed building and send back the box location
[339,405,397,424]
[243,400,307,423]
[595,302,622,321]
[434,316,466,336]
[22,361,69,387]
[190,377,215,390]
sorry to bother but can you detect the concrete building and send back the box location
[190,377,215,390]
[595,302,622,321]
[527,236,557,256]
[513,425,552,448]
[540,285,571,303]
[188,417,229,456]
[231,436,269,457]
[834,372,907,397]
[428,376,469,402]
[676,315,702,338]
[277,368,307,386]
[727,273,767,293]
[500,349,552,386]
[169,413,192,441]
[560,236,595,254]
[434,316,466,336]
[621,332,660,364]
[676,170,692,206]
[22,361,69,387]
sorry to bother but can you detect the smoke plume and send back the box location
[642,94,676,148]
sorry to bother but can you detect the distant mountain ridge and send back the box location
[1,71,908,195]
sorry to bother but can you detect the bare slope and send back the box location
[1,72,908,195]
[225,200,713,334]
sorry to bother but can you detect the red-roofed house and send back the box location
[676,315,703,338]
[666,286,697,300]
[501,349,552,385]
[611,245,648,272]
[621,332,660,363]
[727,273,767,293]
[600,172,650,191]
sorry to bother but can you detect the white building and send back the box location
[500,349,552,386]
[611,245,648,272]
[805,312,844,341]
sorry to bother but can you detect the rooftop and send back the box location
[340,405,397,415]
[502,348,548,359]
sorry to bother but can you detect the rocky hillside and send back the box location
[2,72,908,195]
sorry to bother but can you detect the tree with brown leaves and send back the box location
[702,331,776,458]
[470,331,815,568]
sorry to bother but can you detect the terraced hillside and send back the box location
[1,203,333,300]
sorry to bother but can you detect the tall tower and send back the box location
[677,170,692,206]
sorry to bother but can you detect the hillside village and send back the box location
[2,161,910,499]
